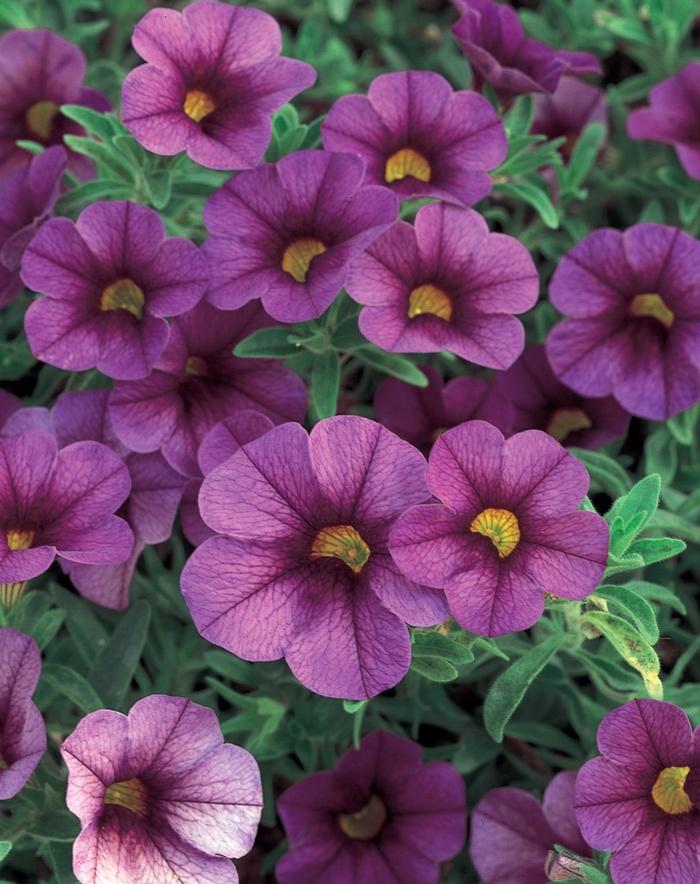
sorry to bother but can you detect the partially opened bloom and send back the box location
[546,224,700,420]
[277,729,466,884]
[575,699,700,884]
[181,416,449,699]
[627,62,700,180]
[321,70,506,206]
[532,77,607,159]
[61,694,263,884]
[122,0,316,170]
[347,203,538,367]
[389,421,608,636]
[203,150,397,322]
[0,628,46,799]
[22,200,208,381]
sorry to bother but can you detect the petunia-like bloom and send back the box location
[627,62,700,180]
[121,0,316,171]
[277,729,466,884]
[61,694,263,884]
[0,146,66,308]
[470,771,590,883]
[181,416,450,700]
[203,150,397,323]
[0,29,109,179]
[0,628,46,799]
[321,70,506,207]
[347,203,538,367]
[545,223,700,420]
[374,364,513,452]
[532,77,607,160]
[492,344,630,448]
[389,420,609,636]
[0,390,21,431]
[575,699,700,884]
[22,200,208,381]
[452,0,601,102]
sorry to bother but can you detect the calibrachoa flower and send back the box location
[492,344,630,448]
[347,203,538,367]
[575,699,700,884]
[532,77,607,160]
[627,62,700,180]
[452,0,601,102]
[470,771,590,883]
[546,223,700,420]
[22,200,208,381]
[0,29,109,178]
[61,694,263,884]
[277,730,466,883]
[0,628,46,799]
[0,390,20,431]
[389,421,609,636]
[203,150,397,322]
[321,70,506,206]
[181,416,449,700]
[122,0,316,170]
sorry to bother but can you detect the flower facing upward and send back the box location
[575,699,700,884]
[121,0,316,170]
[389,421,609,636]
[276,730,466,884]
[321,70,507,206]
[61,694,263,884]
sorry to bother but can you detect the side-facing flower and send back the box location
[347,203,538,368]
[277,730,466,883]
[22,200,208,381]
[532,77,607,160]
[61,694,263,884]
[321,70,506,206]
[122,0,316,170]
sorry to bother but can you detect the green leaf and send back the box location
[0,842,10,863]
[410,655,458,682]
[504,95,535,137]
[644,427,676,485]
[327,0,353,22]
[582,611,662,699]
[30,609,66,651]
[0,337,35,381]
[606,474,661,547]
[342,699,367,714]
[144,170,172,210]
[412,631,475,665]
[496,180,559,228]
[60,104,117,141]
[42,663,103,713]
[310,349,340,419]
[626,536,686,565]
[624,580,686,615]
[331,316,365,350]
[62,134,136,182]
[89,600,151,710]
[354,346,427,386]
[570,448,633,497]
[594,585,659,644]
[565,122,606,191]
[0,0,34,27]
[25,811,79,842]
[54,179,133,216]
[234,327,301,359]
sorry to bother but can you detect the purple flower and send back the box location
[22,200,208,381]
[277,729,466,883]
[0,390,21,431]
[61,694,263,884]
[108,301,306,477]
[0,29,109,179]
[627,62,700,180]
[545,223,700,420]
[181,416,449,699]
[452,0,601,102]
[203,150,397,323]
[575,699,700,884]
[470,772,590,883]
[0,628,45,799]
[389,420,609,636]
[492,344,630,448]
[374,364,513,453]
[347,203,538,368]
[321,70,506,206]
[122,0,316,171]
[532,77,607,160]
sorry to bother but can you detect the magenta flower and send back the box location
[627,62,700,180]
[181,417,449,699]
[347,203,538,368]
[492,344,630,448]
[470,772,590,883]
[452,0,601,102]
[321,70,506,206]
[108,301,306,477]
[575,699,700,884]
[532,77,607,159]
[389,421,609,636]
[546,224,700,420]
[277,730,466,883]
[0,628,45,799]
[0,29,109,179]
[22,200,208,381]
[122,0,316,171]
[61,694,263,884]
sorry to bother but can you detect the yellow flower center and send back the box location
[338,795,387,840]
[385,147,431,183]
[104,778,148,816]
[25,100,59,140]
[651,766,693,815]
[628,293,674,330]
[545,407,592,443]
[100,279,145,319]
[407,284,453,321]
[0,582,28,610]
[311,524,371,574]
[183,89,216,123]
[281,238,327,283]
[184,355,208,377]
[6,529,34,551]
[470,508,520,558]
